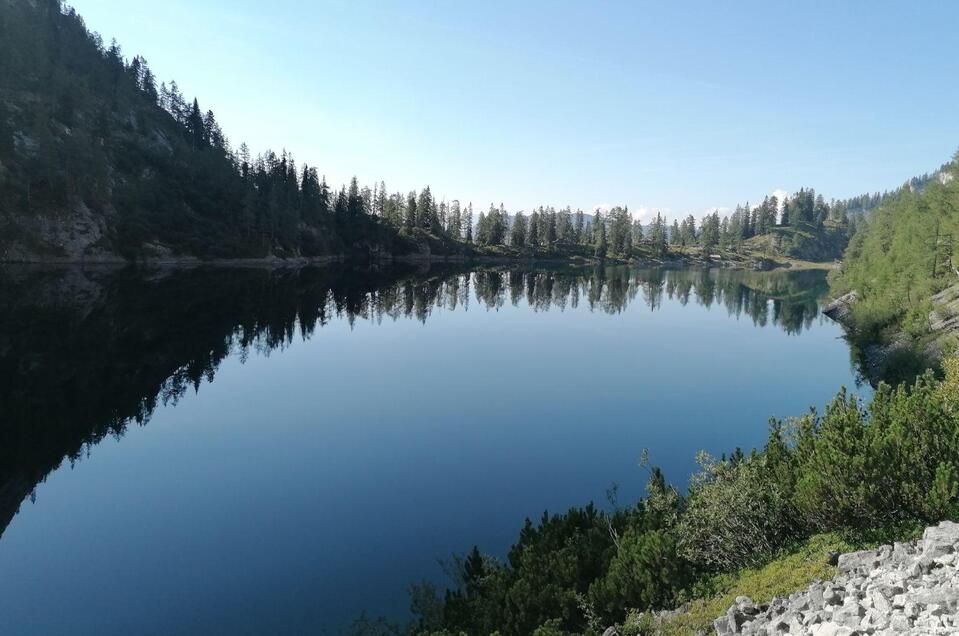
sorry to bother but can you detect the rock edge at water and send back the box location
[822,291,859,325]
[714,521,959,635]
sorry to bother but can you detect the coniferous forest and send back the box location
[829,158,959,378]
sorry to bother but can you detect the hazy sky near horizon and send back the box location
[72,0,959,220]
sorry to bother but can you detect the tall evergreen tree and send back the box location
[404,192,417,232]
[346,176,363,217]
[186,98,204,148]
[464,204,474,243]
[417,186,435,231]
[593,211,607,258]
[574,210,586,244]
[510,212,528,247]
[528,211,539,248]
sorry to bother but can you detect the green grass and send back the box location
[630,534,855,635]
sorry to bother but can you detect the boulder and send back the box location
[822,291,859,324]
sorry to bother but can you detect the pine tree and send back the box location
[347,176,363,217]
[680,215,697,247]
[417,186,434,230]
[557,207,573,244]
[167,80,186,123]
[404,192,417,232]
[203,110,224,149]
[593,211,607,258]
[700,212,721,254]
[449,200,462,238]
[510,212,528,247]
[374,181,387,217]
[649,213,667,256]
[545,210,557,248]
[140,65,157,103]
[464,204,474,243]
[528,211,539,247]
[476,211,488,244]
[186,98,204,148]
[766,195,779,230]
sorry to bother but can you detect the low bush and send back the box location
[679,451,795,572]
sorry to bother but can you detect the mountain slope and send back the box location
[829,157,959,379]
[0,0,412,262]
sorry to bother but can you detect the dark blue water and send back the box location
[0,265,867,635]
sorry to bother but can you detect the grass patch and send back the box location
[634,534,854,635]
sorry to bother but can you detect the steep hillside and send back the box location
[829,157,959,379]
[0,0,413,262]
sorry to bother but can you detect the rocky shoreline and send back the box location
[823,285,959,385]
[714,522,959,635]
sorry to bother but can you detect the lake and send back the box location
[0,264,868,635]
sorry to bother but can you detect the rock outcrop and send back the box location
[822,291,859,326]
[714,522,959,635]
[926,284,959,358]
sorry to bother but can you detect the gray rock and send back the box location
[869,589,891,613]
[837,548,880,573]
[713,617,731,636]
[922,521,959,557]
[823,292,859,323]
[890,614,912,631]
[711,521,959,635]
[824,587,843,606]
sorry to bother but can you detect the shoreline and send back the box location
[0,251,838,271]
[824,286,959,385]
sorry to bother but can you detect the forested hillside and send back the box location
[0,0,414,261]
[830,154,959,375]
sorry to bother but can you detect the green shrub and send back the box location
[531,619,576,636]
[848,295,901,338]
[588,529,689,624]
[678,452,794,571]
[903,300,934,337]
[790,375,959,531]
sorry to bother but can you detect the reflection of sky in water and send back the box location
[0,267,867,635]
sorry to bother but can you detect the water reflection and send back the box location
[379,266,826,332]
[0,263,828,540]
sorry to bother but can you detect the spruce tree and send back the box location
[593,211,607,258]
[186,98,204,148]
[404,192,417,232]
[417,186,434,231]
[510,212,528,247]
[347,177,363,217]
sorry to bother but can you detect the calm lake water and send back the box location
[0,264,867,635]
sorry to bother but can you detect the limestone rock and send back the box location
[712,521,959,635]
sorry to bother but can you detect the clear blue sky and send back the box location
[72,0,959,220]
